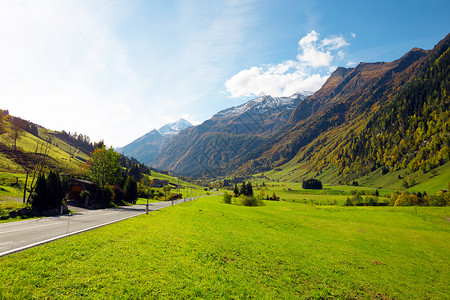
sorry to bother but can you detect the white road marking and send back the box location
[0,242,12,246]
[0,223,56,235]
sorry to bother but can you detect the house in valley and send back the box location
[68,179,98,207]
[150,179,169,188]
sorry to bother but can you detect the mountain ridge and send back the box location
[152,33,449,182]
[117,118,193,165]
[234,33,449,181]
[152,93,309,176]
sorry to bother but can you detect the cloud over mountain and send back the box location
[225,30,350,98]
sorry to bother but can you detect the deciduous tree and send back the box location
[7,117,25,150]
[86,146,121,200]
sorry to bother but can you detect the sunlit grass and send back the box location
[0,131,86,174]
[0,196,448,299]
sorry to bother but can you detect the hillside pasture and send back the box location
[0,131,87,174]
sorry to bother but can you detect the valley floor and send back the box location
[0,196,448,299]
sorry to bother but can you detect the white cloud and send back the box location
[225,30,350,98]
[351,32,356,38]
[321,36,350,50]
[225,64,328,98]
[297,30,333,67]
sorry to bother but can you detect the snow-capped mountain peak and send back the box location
[214,92,311,119]
[158,118,193,135]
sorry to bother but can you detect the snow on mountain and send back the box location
[213,93,311,119]
[158,118,193,135]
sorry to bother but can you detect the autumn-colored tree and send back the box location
[394,192,419,206]
[258,189,266,200]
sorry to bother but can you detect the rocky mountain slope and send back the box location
[152,94,309,177]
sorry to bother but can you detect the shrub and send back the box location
[352,194,364,206]
[223,191,231,204]
[367,196,378,206]
[344,197,353,206]
[430,191,449,206]
[389,192,399,206]
[113,185,125,203]
[80,190,91,201]
[268,192,279,201]
[102,186,115,204]
[239,196,263,207]
[168,193,182,200]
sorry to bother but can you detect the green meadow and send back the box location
[1,196,448,299]
[249,182,390,205]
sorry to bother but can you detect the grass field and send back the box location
[245,182,391,205]
[0,196,448,299]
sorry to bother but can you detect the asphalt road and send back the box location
[0,197,197,257]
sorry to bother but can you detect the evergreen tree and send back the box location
[233,184,239,196]
[32,173,47,210]
[124,176,138,204]
[246,182,253,196]
[302,178,323,189]
[47,170,63,208]
[240,181,246,196]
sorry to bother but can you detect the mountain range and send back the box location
[116,118,193,165]
[144,93,308,176]
[131,33,450,184]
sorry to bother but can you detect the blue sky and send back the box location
[0,0,448,147]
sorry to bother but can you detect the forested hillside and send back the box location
[232,33,449,183]
[331,42,450,177]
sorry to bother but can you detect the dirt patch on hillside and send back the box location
[0,196,22,203]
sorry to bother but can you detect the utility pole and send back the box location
[146,192,149,215]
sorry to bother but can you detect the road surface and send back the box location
[0,197,197,257]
